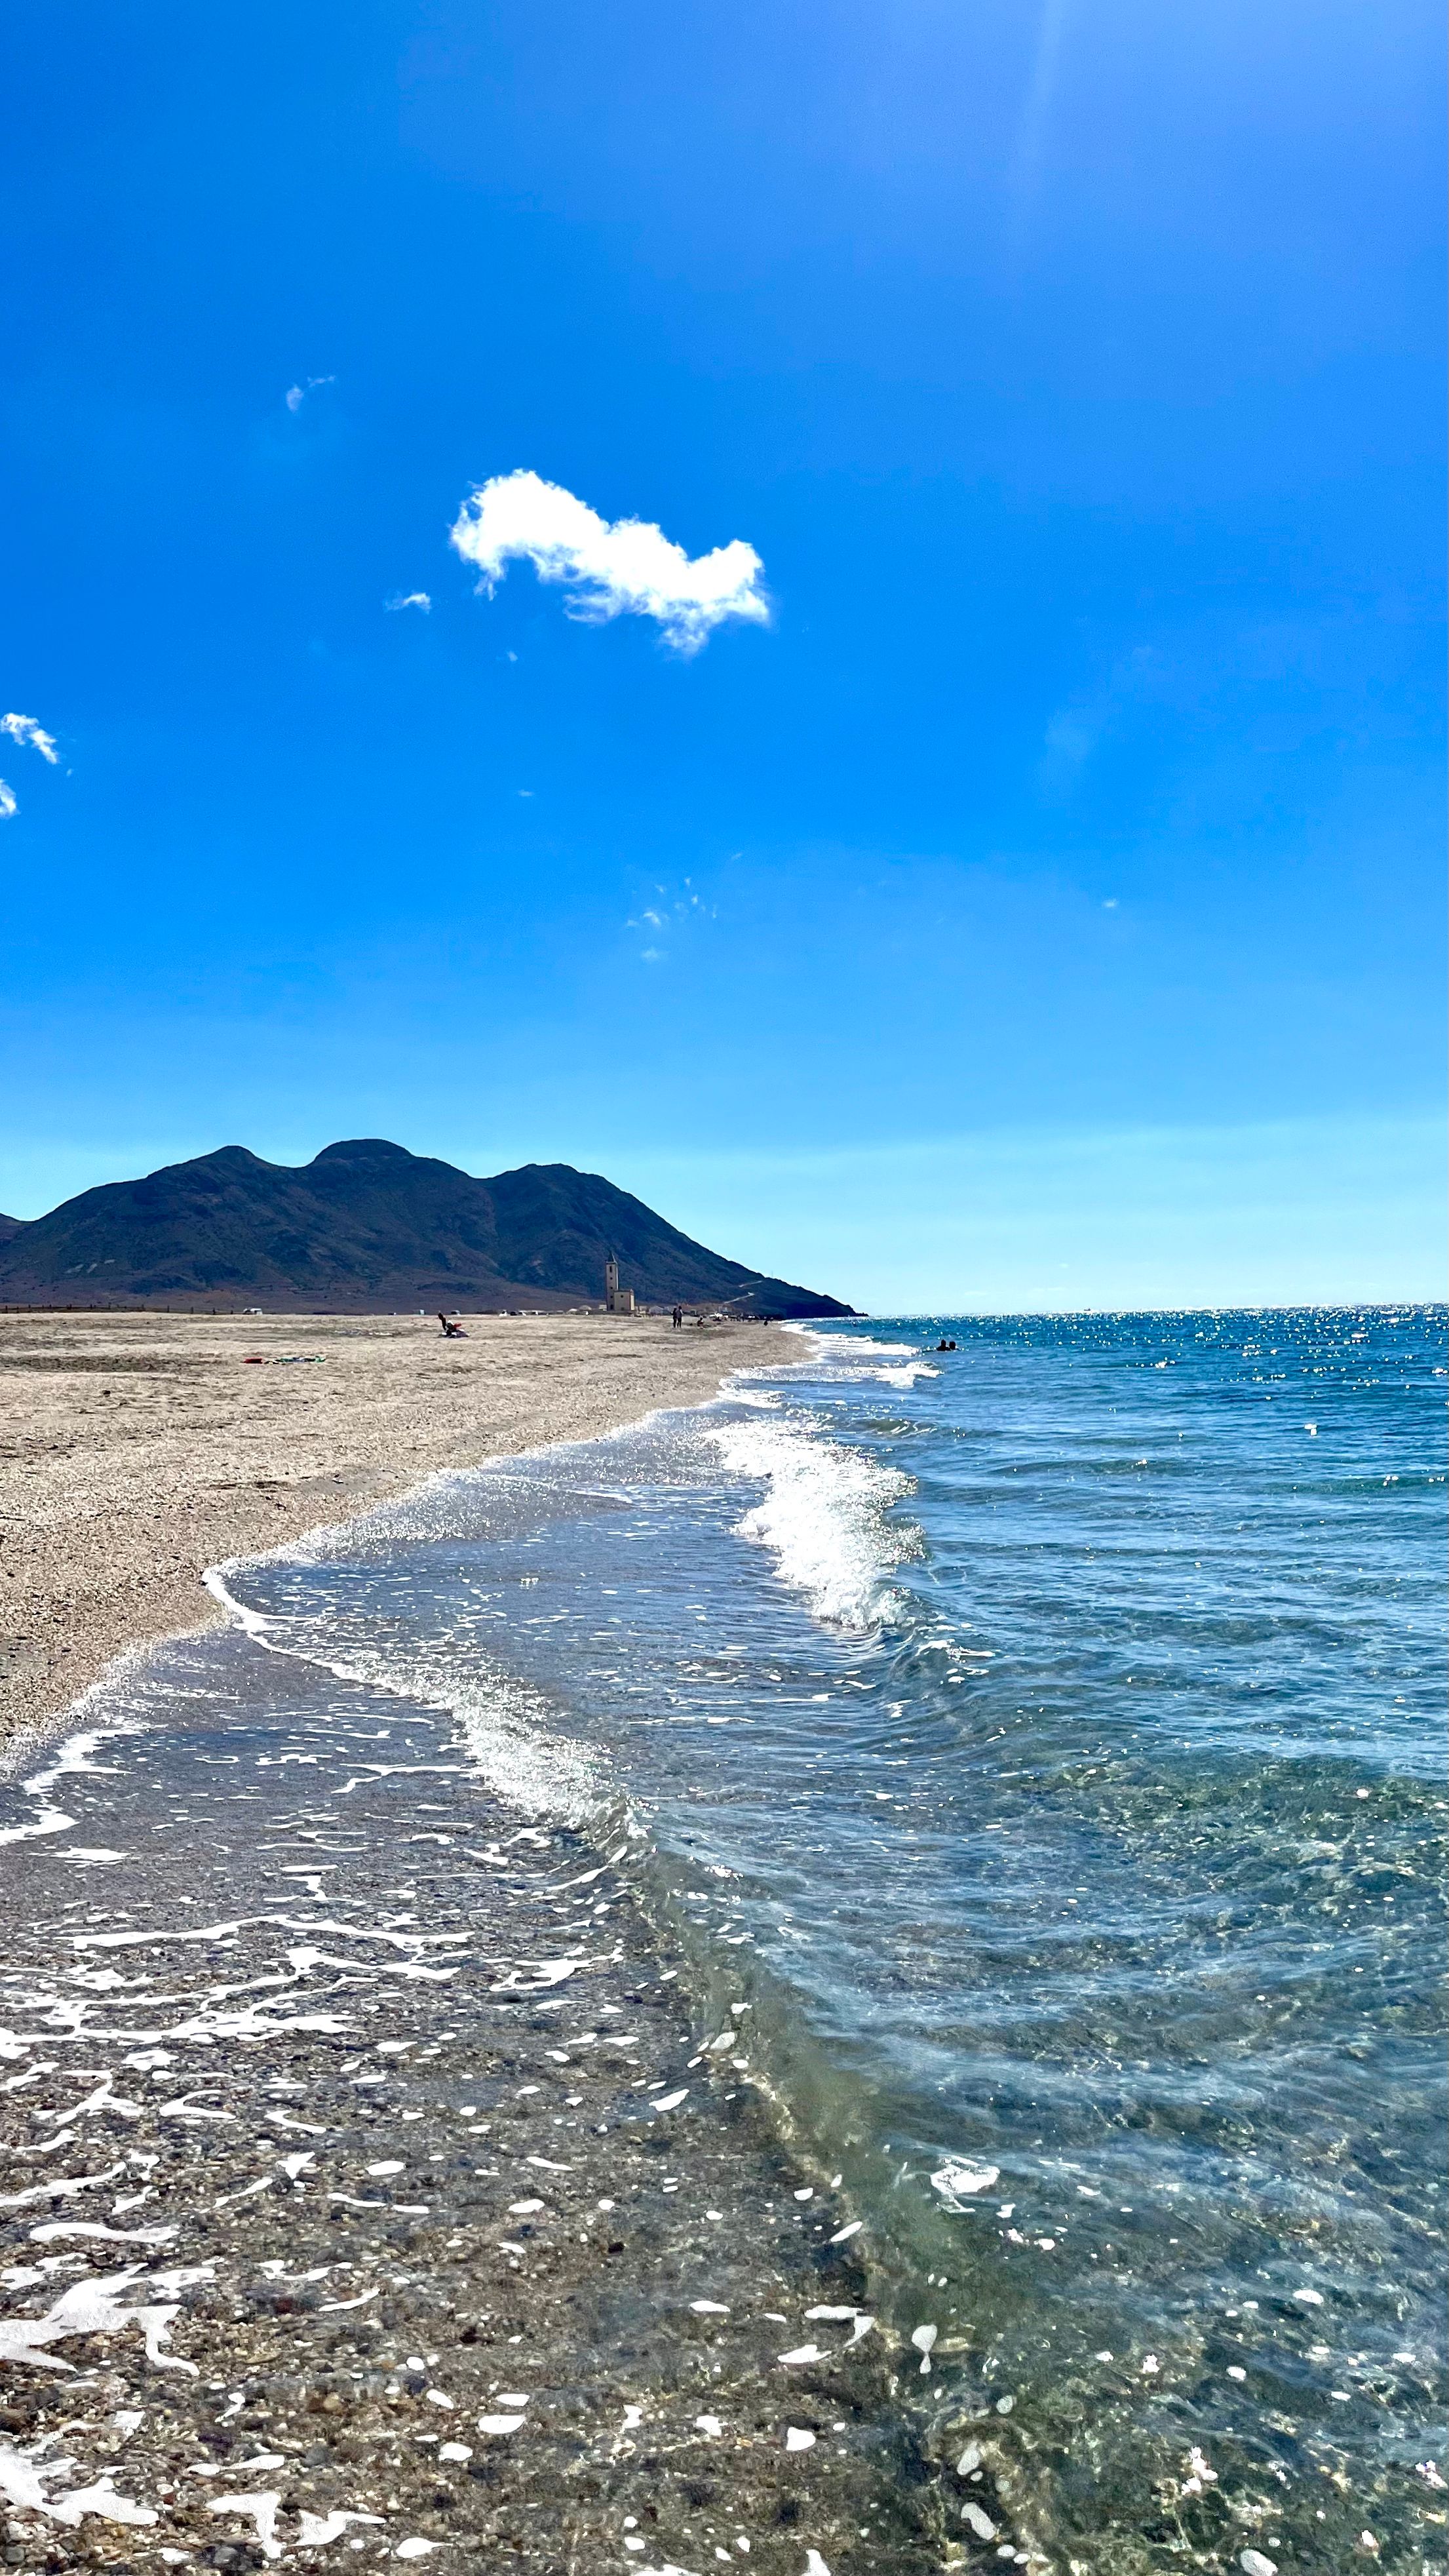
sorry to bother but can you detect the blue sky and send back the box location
[1,0,1442,1308]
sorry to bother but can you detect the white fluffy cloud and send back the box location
[0,712,57,820]
[284,375,335,413]
[1,712,57,763]
[385,591,431,614]
[448,469,769,654]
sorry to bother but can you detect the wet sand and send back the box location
[0,1312,992,2573]
[0,1312,767,1748]
[0,1635,959,2575]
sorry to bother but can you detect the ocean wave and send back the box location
[707,1411,920,1630]
[775,1322,937,1390]
[203,1563,608,1826]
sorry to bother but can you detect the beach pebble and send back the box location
[962,2502,997,2540]
[785,2427,815,2451]
[695,2414,723,2438]
[366,2160,405,2176]
[803,2553,832,2576]
[477,2414,526,2436]
[438,2444,472,2463]
[956,2444,982,2476]
[777,2344,824,2366]
[508,2198,545,2214]
[691,2299,730,2313]
[1239,2554,1277,2576]
[395,2543,440,2560]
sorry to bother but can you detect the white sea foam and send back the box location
[203,1565,606,1827]
[0,1725,138,1850]
[708,1412,918,1630]
[772,1321,937,1392]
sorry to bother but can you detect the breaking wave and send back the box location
[706,1409,919,1630]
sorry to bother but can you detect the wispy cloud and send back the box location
[0,711,58,820]
[385,591,431,614]
[284,375,335,413]
[1,712,58,764]
[448,469,769,654]
[1040,646,1159,793]
[625,879,716,962]
[1008,0,1071,255]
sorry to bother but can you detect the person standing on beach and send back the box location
[672,1304,684,1329]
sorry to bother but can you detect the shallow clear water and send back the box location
[47,1311,1449,2566]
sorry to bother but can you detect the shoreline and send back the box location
[0,1308,986,2568]
[0,1584,960,2575]
[0,1309,771,1751]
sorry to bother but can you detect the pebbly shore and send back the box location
[0,1633,970,2575]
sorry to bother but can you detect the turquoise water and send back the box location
[60,1309,1449,2566]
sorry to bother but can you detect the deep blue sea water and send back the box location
[18,1309,1449,2569]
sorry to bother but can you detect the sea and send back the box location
[7,1307,1445,2571]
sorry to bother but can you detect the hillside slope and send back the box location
[0,1139,853,1317]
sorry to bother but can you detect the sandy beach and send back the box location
[0,1310,964,2575]
[0,1310,767,1749]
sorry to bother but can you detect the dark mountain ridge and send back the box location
[0,1139,853,1318]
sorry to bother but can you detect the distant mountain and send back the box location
[0,1139,854,1319]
